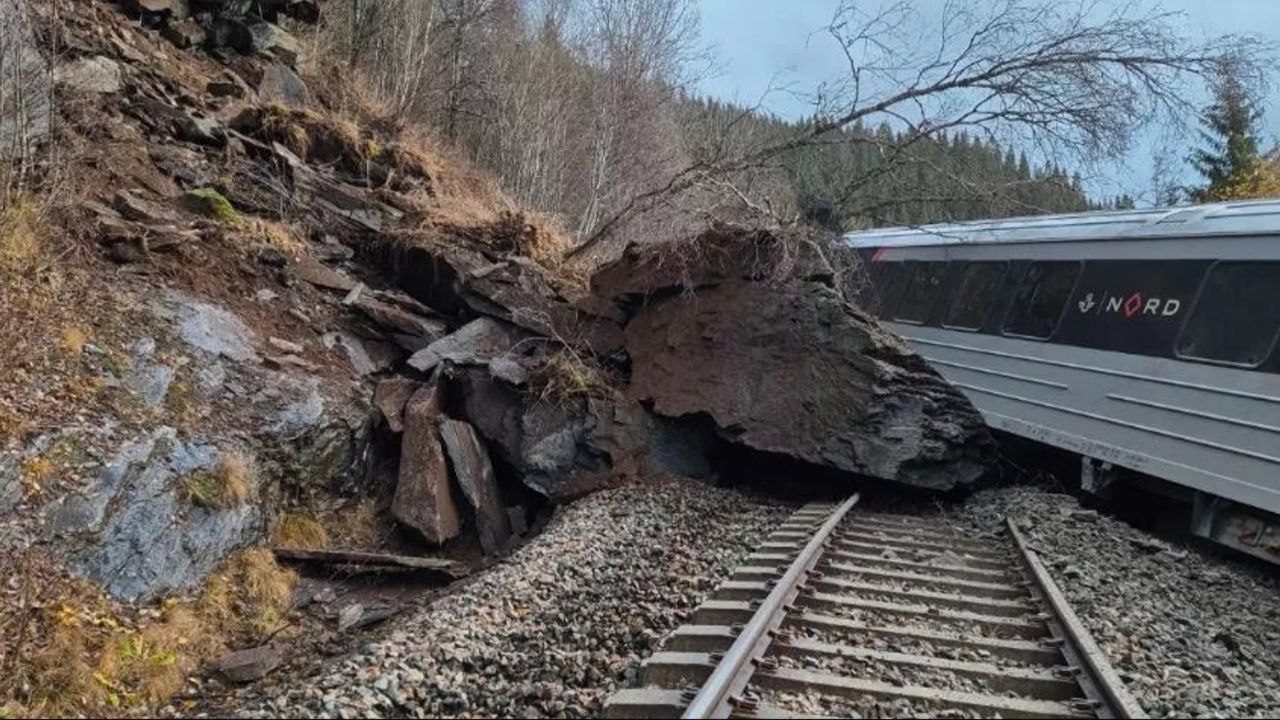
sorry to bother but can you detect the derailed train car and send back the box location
[844,199,1280,564]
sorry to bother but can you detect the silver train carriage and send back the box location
[844,199,1280,564]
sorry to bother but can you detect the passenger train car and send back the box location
[844,200,1280,564]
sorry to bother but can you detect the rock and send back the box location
[207,79,246,98]
[329,331,396,377]
[214,645,283,683]
[258,62,309,107]
[165,292,260,363]
[56,56,123,94]
[126,362,175,406]
[439,419,510,555]
[180,115,225,147]
[213,19,303,66]
[124,0,189,17]
[393,383,461,544]
[507,506,528,536]
[0,0,51,159]
[407,317,527,373]
[114,189,176,224]
[47,429,263,600]
[337,603,364,633]
[294,259,357,292]
[352,295,447,342]
[595,229,994,492]
[268,336,305,355]
[489,355,529,386]
[373,378,418,433]
[162,19,206,49]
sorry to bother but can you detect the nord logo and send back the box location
[1077,292,1181,318]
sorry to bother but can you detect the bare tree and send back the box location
[568,0,1264,257]
[0,0,52,206]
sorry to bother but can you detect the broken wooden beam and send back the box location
[272,548,468,579]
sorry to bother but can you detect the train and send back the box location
[843,199,1280,564]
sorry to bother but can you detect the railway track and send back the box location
[605,495,1146,719]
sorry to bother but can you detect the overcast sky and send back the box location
[695,0,1280,206]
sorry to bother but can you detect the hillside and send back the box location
[0,1,993,716]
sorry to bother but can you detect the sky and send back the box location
[695,0,1280,206]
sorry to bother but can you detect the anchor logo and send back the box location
[1077,292,1097,314]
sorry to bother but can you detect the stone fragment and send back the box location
[268,336,304,355]
[337,603,364,632]
[207,79,246,98]
[258,62,309,107]
[407,317,525,373]
[213,645,283,684]
[373,378,418,433]
[162,19,206,49]
[180,115,225,147]
[488,355,529,386]
[353,295,446,341]
[293,259,357,292]
[56,56,123,94]
[439,419,511,555]
[169,293,260,363]
[392,384,461,545]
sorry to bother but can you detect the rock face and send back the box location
[593,229,994,491]
[439,419,511,555]
[392,384,462,545]
[46,428,263,601]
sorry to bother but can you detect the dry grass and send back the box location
[0,196,48,279]
[251,219,306,260]
[2,546,300,717]
[180,450,254,511]
[57,326,87,356]
[530,348,616,406]
[272,513,329,550]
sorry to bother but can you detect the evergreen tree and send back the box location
[1190,57,1264,202]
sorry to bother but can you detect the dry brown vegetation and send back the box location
[273,513,330,550]
[1,548,295,718]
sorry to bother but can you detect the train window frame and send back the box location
[867,260,911,318]
[941,261,1009,333]
[999,260,1084,341]
[1172,260,1280,369]
[892,260,948,325]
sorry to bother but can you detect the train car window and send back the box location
[893,261,947,324]
[1001,261,1082,339]
[1175,262,1280,367]
[943,262,1008,331]
[864,261,907,317]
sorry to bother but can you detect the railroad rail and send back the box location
[606,496,1146,719]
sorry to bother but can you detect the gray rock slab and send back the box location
[439,419,510,555]
[168,292,260,362]
[408,317,525,373]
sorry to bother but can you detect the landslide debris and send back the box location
[592,227,996,492]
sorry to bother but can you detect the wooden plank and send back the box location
[272,548,467,577]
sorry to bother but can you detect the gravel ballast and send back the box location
[950,486,1280,719]
[235,480,790,718]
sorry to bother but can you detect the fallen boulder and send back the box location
[592,228,994,492]
[213,645,283,684]
[392,383,461,544]
[407,316,529,374]
[439,419,511,555]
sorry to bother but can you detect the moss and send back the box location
[184,188,241,226]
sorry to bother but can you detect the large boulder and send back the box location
[392,383,461,544]
[592,228,994,492]
[439,419,510,555]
